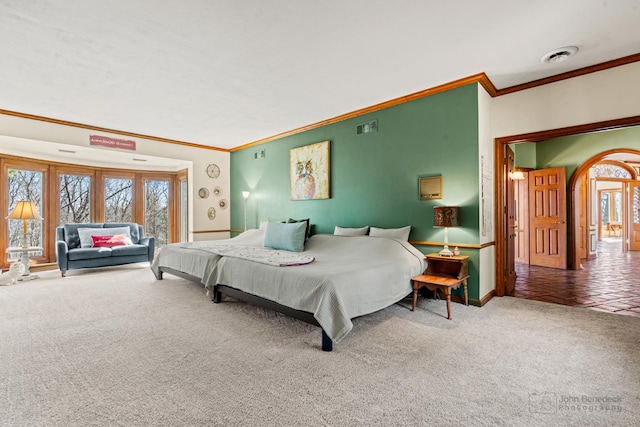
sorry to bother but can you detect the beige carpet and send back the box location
[1,265,639,426]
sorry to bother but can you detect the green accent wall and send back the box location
[513,142,536,169]
[231,84,482,299]
[535,126,640,179]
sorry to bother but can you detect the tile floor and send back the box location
[513,238,640,318]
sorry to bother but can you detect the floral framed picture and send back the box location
[290,140,330,200]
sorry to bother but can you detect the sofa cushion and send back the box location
[110,244,149,257]
[78,227,132,248]
[104,223,141,244]
[68,247,113,261]
[64,223,105,249]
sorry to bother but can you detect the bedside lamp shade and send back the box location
[433,206,461,256]
[433,206,461,228]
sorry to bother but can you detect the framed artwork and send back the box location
[290,140,330,200]
[419,175,442,200]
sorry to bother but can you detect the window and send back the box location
[104,177,133,223]
[6,167,44,259]
[59,174,91,224]
[144,179,169,247]
[1,154,185,268]
[601,193,610,224]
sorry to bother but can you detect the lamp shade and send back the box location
[433,206,461,228]
[242,191,250,199]
[7,201,41,220]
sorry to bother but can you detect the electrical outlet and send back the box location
[254,149,265,159]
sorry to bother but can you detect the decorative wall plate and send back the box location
[218,199,228,209]
[213,186,222,196]
[206,163,220,178]
[207,207,216,220]
[198,187,210,198]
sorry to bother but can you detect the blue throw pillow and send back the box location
[263,221,307,252]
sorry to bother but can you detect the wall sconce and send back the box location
[242,191,250,231]
[433,206,461,257]
[510,170,526,180]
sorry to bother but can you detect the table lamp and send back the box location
[7,201,42,275]
[433,206,461,257]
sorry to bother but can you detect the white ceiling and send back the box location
[1,0,639,150]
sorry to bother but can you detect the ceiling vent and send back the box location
[540,46,578,64]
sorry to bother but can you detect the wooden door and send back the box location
[505,146,517,295]
[629,182,640,251]
[529,167,567,269]
[577,174,587,260]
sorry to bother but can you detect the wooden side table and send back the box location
[411,253,469,319]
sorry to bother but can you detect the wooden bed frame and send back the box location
[155,266,334,351]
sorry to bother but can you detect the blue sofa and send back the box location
[56,222,155,277]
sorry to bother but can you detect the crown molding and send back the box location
[2,52,638,153]
[0,108,228,152]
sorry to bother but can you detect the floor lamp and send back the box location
[7,201,42,277]
[433,206,461,257]
[242,191,250,231]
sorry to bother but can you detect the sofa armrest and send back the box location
[56,240,69,271]
[139,236,155,262]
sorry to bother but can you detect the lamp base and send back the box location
[439,247,454,257]
[18,274,38,281]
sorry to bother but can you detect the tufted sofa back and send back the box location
[58,223,144,249]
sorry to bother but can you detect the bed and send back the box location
[151,228,426,351]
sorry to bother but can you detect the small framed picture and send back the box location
[419,176,442,200]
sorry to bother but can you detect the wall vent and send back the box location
[356,119,378,135]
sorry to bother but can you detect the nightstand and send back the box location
[411,253,469,319]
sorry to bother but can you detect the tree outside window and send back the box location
[7,168,43,255]
[59,174,91,224]
[104,178,133,223]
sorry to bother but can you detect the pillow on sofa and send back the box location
[91,234,128,247]
[334,226,369,236]
[369,226,411,242]
[78,227,132,248]
[263,221,307,252]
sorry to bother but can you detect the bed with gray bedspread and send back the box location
[151,229,426,350]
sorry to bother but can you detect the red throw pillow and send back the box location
[91,234,127,247]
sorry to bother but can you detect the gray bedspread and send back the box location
[152,229,426,343]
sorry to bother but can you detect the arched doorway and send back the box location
[569,149,640,270]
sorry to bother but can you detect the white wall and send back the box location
[486,60,640,300]
[477,85,496,301]
[0,113,231,240]
[492,61,640,138]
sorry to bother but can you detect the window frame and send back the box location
[1,153,185,269]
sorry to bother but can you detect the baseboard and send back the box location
[451,289,495,307]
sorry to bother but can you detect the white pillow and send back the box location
[369,226,411,242]
[78,227,133,248]
[334,226,369,236]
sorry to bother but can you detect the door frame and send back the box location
[494,114,640,297]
